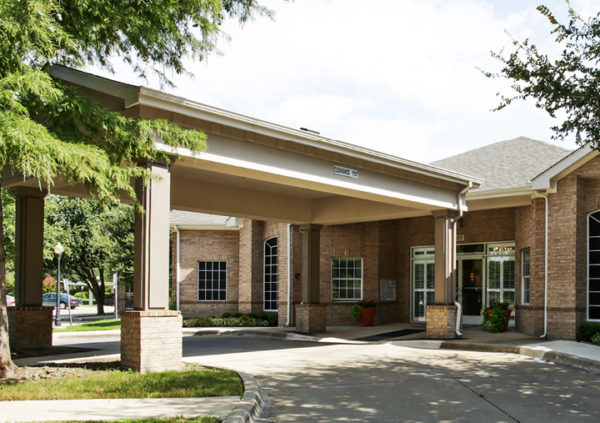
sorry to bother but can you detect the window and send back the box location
[198,261,226,301]
[521,248,530,305]
[332,258,362,301]
[487,243,515,306]
[264,237,278,311]
[411,247,435,322]
[588,211,600,320]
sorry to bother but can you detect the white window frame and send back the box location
[521,248,530,305]
[411,246,435,322]
[331,257,363,301]
[263,237,279,312]
[588,211,600,321]
[197,261,227,302]
[486,243,515,307]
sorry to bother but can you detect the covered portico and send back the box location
[4,66,480,372]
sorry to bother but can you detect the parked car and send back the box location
[42,293,82,309]
[5,295,15,306]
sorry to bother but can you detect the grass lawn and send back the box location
[54,318,121,332]
[0,363,243,401]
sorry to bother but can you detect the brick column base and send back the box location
[7,306,53,350]
[121,311,182,373]
[295,304,326,333]
[426,305,459,339]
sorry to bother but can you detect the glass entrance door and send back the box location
[458,258,484,317]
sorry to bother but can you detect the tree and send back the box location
[486,5,600,148]
[43,196,135,314]
[0,0,267,378]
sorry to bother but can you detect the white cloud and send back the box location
[89,0,588,162]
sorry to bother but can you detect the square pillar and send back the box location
[238,220,264,314]
[296,225,326,333]
[123,162,182,372]
[427,210,459,339]
[9,188,52,349]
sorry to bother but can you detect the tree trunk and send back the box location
[96,268,105,315]
[0,184,16,378]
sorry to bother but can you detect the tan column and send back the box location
[123,162,181,373]
[296,224,325,333]
[300,224,322,304]
[433,210,458,304]
[8,187,53,350]
[427,210,459,339]
[12,187,46,306]
[133,162,171,310]
[238,220,264,314]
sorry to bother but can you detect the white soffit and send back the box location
[531,143,598,191]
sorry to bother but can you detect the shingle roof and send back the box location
[170,210,238,228]
[431,137,572,192]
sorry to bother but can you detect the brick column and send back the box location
[295,224,326,333]
[427,210,459,339]
[122,162,182,372]
[9,187,52,349]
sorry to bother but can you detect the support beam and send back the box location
[8,187,52,350]
[427,210,459,339]
[296,224,326,333]
[122,162,181,373]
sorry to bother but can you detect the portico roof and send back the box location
[5,66,482,225]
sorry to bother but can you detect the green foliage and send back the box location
[487,5,600,148]
[182,314,270,328]
[481,302,509,333]
[591,333,600,346]
[221,311,278,326]
[0,364,242,400]
[576,322,600,342]
[350,304,361,322]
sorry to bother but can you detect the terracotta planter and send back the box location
[359,307,376,326]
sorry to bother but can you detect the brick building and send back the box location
[172,137,600,339]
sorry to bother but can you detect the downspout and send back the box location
[174,225,181,312]
[454,182,472,337]
[286,224,292,326]
[533,192,549,339]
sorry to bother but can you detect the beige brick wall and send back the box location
[121,311,182,373]
[174,229,240,319]
[7,306,53,350]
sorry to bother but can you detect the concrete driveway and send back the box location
[183,336,600,422]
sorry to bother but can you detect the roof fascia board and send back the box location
[49,65,140,107]
[531,143,597,191]
[467,186,535,200]
[139,89,482,188]
[169,224,240,230]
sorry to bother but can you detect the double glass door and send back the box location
[457,257,484,318]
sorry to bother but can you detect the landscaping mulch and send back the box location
[11,346,98,360]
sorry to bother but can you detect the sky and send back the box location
[88,0,598,163]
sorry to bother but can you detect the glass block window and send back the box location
[521,248,530,305]
[198,261,226,301]
[332,258,362,301]
[588,211,600,320]
[264,237,278,312]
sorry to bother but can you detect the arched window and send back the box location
[264,237,278,312]
[588,211,600,321]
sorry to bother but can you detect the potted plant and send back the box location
[481,300,511,332]
[350,302,377,326]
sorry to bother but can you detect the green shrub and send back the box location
[481,301,509,333]
[591,333,600,346]
[182,315,269,328]
[576,322,600,342]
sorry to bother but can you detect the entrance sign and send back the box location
[333,165,359,179]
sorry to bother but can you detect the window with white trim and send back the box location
[264,237,278,312]
[487,243,515,306]
[521,248,530,305]
[198,261,226,301]
[588,211,600,320]
[332,258,362,301]
[412,247,435,322]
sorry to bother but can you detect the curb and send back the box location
[223,372,267,423]
[437,341,600,374]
